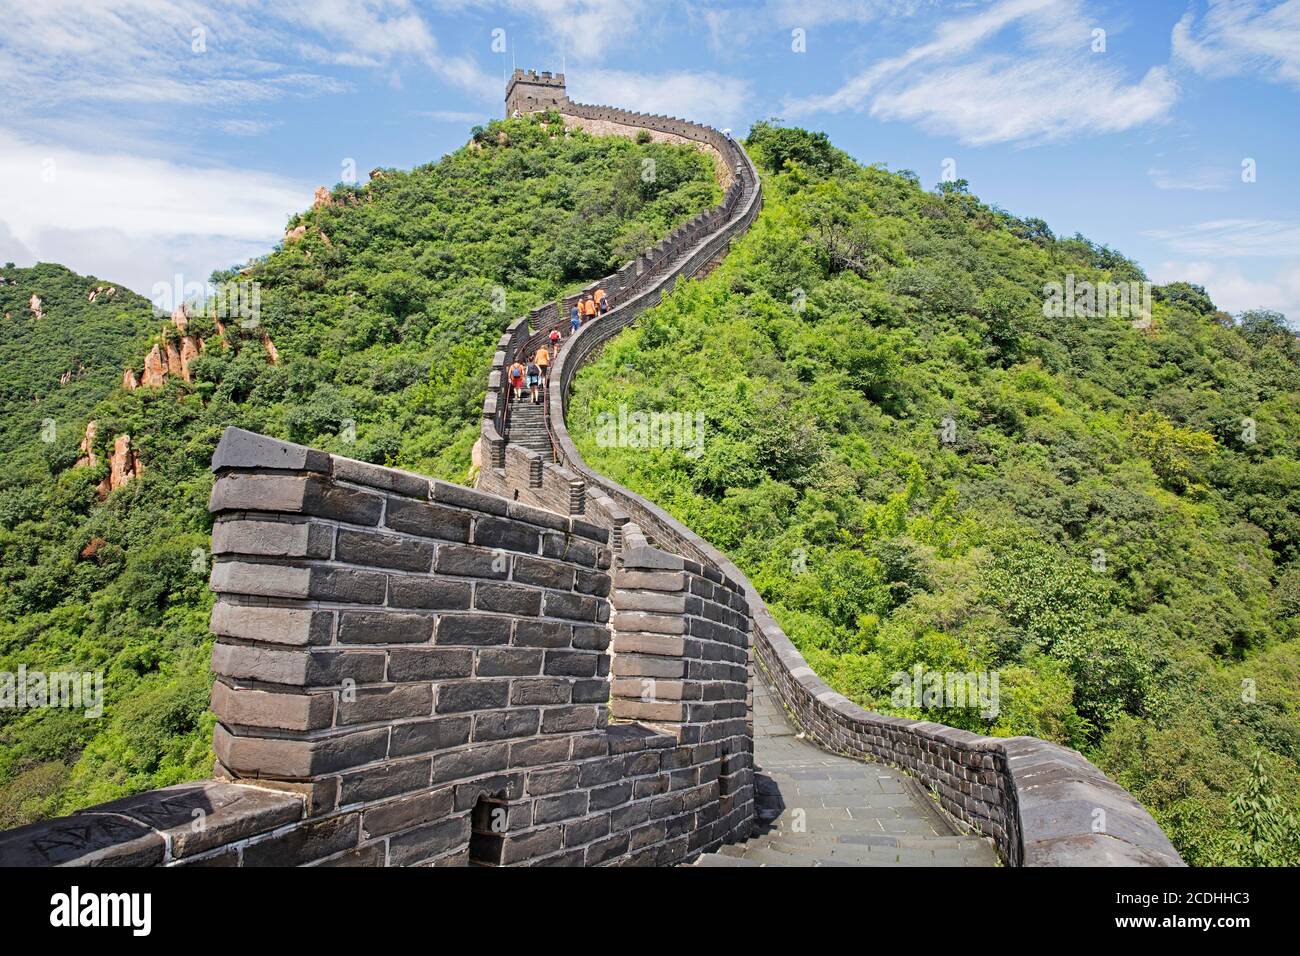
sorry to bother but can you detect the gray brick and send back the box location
[338,610,434,645]
[388,648,473,681]
[473,516,541,553]
[434,544,509,579]
[475,648,544,677]
[544,650,598,678]
[384,496,472,542]
[475,583,541,616]
[336,528,434,572]
[390,716,472,756]
[534,791,589,824]
[512,556,575,590]
[543,590,600,621]
[436,680,510,713]
[472,709,540,741]
[308,566,387,604]
[436,614,511,646]
[513,620,572,648]
[389,577,472,610]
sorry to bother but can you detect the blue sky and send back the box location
[1,0,1297,322]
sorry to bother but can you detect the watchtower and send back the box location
[505,69,568,117]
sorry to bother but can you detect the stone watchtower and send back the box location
[505,69,568,117]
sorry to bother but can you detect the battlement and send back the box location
[506,69,568,117]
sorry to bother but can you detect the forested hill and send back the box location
[0,113,719,826]
[568,123,1300,866]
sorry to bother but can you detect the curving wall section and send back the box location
[482,71,1184,867]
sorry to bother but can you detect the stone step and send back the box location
[691,852,762,867]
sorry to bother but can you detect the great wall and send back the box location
[0,71,1182,868]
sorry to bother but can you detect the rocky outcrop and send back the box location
[312,186,332,209]
[28,293,42,320]
[179,336,200,382]
[123,367,139,390]
[141,343,167,388]
[86,286,116,303]
[171,304,188,333]
[97,434,142,497]
[262,334,279,365]
[75,420,97,469]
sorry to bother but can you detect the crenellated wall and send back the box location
[0,427,753,866]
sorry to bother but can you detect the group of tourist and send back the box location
[508,287,610,404]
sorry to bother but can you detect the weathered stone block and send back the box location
[338,610,434,645]
[336,528,435,572]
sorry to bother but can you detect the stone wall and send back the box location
[490,75,1185,867]
[0,427,753,866]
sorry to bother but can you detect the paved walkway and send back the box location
[693,677,998,867]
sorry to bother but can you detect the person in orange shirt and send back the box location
[581,295,597,322]
[535,344,550,380]
[594,287,609,315]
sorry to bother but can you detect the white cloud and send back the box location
[1142,219,1300,258]
[0,127,311,295]
[1147,166,1230,191]
[784,0,1178,145]
[1172,0,1300,89]
[214,119,283,136]
[0,0,499,124]
[1151,259,1300,322]
[421,110,496,124]
[568,69,752,129]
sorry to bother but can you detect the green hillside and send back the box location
[0,113,719,826]
[568,123,1300,865]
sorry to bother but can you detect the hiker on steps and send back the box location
[580,294,597,323]
[594,287,609,315]
[508,359,526,402]
[570,302,581,332]
[526,359,542,404]
[549,327,561,355]
[534,344,550,383]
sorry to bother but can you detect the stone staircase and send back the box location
[507,395,553,462]
[689,679,998,867]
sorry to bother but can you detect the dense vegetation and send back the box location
[0,113,718,826]
[569,122,1300,865]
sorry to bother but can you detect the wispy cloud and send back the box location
[420,109,496,124]
[1147,165,1232,191]
[1152,259,1300,322]
[1172,0,1300,89]
[0,0,498,125]
[568,68,752,129]
[0,127,310,295]
[214,119,283,136]
[784,0,1178,145]
[1143,218,1300,258]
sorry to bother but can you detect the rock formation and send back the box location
[74,420,97,469]
[179,335,199,382]
[97,434,142,497]
[28,293,42,320]
[284,223,307,243]
[165,337,183,378]
[142,343,167,388]
[262,334,279,365]
[122,367,139,390]
[312,186,332,209]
